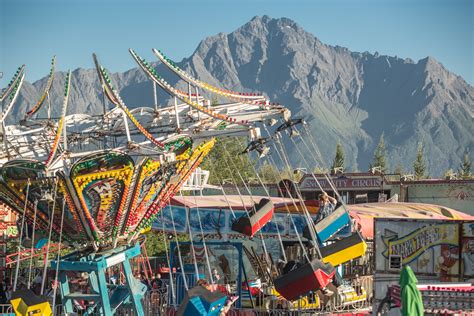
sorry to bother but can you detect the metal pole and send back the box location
[195,86,201,120]
[47,92,52,120]
[122,111,132,143]
[40,181,58,295]
[2,121,8,159]
[100,75,108,150]
[187,82,192,113]
[27,201,38,289]
[235,243,248,308]
[153,81,158,111]
[13,180,30,291]
[63,113,68,152]
[174,97,180,129]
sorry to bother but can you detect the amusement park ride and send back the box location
[0,48,368,315]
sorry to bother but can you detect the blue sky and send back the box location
[1,0,472,85]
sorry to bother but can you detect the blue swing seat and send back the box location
[177,285,227,316]
[303,206,351,244]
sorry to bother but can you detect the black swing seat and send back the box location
[231,198,274,237]
[274,258,335,301]
[320,232,367,267]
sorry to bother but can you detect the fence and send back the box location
[0,277,373,315]
[0,304,13,315]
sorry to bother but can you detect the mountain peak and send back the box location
[419,56,440,67]
[9,16,473,177]
[249,15,272,23]
[182,16,473,176]
[245,15,300,31]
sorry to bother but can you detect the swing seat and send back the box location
[273,258,335,301]
[303,206,351,243]
[10,289,53,316]
[231,198,274,237]
[336,222,353,238]
[177,285,227,316]
[320,233,367,267]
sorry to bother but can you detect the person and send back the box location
[140,272,151,290]
[5,284,13,302]
[220,295,239,316]
[110,274,117,285]
[0,281,7,304]
[276,258,287,275]
[150,275,163,315]
[151,273,164,293]
[197,279,208,287]
[32,273,42,295]
[315,192,338,222]
[212,268,221,283]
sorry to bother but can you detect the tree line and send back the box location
[331,134,472,180]
[200,135,472,182]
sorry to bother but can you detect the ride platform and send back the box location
[50,243,146,316]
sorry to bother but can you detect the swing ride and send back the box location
[0,47,373,315]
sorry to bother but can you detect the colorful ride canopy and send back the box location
[0,137,215,247]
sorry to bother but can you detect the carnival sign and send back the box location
[299,175,382,191]
[382,224,458,264]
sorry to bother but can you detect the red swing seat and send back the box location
[231,198,274,237]
[274,258,335,301]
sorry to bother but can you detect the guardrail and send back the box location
[0,304,13,314]
[0,277,373,315]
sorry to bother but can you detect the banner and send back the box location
[300,174,382,191]
[189,208,226,233]
[382,223,458,264]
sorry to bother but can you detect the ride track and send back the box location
[129,49,252,127]
[24,57,56,119]
[0,65,25,104]
[44,70,70,167]
[0,63,287,164]
[152,48,266,102]
[0,68,25,125]
[94,54,166,149]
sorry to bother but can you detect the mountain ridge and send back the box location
[4,15,473,176]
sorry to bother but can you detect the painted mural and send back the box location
[152,205,313,237]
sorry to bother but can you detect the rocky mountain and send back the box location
[5,16,473,176]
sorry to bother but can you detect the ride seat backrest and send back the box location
[177,285,227,316]
[248,198,273,225]
[314,206,351,243]
[273,258,335,301]
[320,232,367,267]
